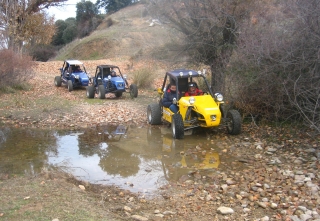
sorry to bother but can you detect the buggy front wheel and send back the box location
[172,113,184,139]
[226,109,242,135]
[98,85,105,99]
[147,103,162,125]
[67,80,73,92]
[54,76,62,87]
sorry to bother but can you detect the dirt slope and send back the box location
[54,3,183,64]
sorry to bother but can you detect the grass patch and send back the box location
[0,171,119,221]
[131,67,156,89]
[83,98,108,105]
[0,83,31,94]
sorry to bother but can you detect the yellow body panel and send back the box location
[179,95,222,127]
[159,88,222,128]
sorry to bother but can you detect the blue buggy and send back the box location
[86,65,138,99]
[54,60,90,92]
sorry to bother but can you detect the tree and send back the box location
[51,20,68,46]
[96,0,132,14]
[62,18,77,44]
[0,0,67,53]
[76,1,102,38]
[76,0,99,22]
[149,0,253,92]
[22,12,56,48]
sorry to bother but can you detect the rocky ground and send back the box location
[0,60,319,221]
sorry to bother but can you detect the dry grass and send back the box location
[53,3,183,67]
[0,170,122,221]
[131,67,156,89]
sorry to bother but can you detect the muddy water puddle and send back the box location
[0,125,243,195]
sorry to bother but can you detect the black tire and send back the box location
[98,85,105,99]
[171,114,184,139]
[67,80,73,92]
[115,92,123,98]
[226,109,242,135]
[54,76,62,87]
[86,86,95,98]
[147,103,162,125]
[130,84,138,98]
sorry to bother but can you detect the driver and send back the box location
[185,82,203,96]
[110,68,117,77]
[162,83,179,113]
[74,65,82,72]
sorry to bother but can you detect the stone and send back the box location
[300,214,312,221]
[131,215,148,221]
[217,206,234,215]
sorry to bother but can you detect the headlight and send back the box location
[123,74,127,79]
[75,75,79,79]
[210,115,217,121]
[214,93,223,102]
[189,97,195,105]
[188,71,193,76]
[179,72,183,77]
[108,75,111,80]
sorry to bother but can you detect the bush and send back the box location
[131,67,155,89]
[29,44,57,61]
[0,49,35,89]
[105,18,114,28]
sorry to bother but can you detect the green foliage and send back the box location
[76,1,99,22]
[131,68,156,89]
[51,20,68,46]
[96,0,132,14]
[62,18,77,44]
[76,1,103,38]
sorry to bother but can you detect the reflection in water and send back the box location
[0,127,57,175]
[99,146,140,177]
[0,125,234,194]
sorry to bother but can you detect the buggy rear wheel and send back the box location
[115,92,123,98]
[98,85,105,99]
[54,76,61,87]
[67,80,73,92]
[129,84,138,98]
[226,109,241,135]
[86,86,95,98]
[147,103,162,125]
[172,114,184,139]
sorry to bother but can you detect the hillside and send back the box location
[53,3,185,66]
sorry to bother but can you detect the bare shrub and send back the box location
[105,18,114,28]
[0,49,35,89]
[226,0,320,133]
[29,44,57,61]
[131,67,156,89]
[148,0,253,92]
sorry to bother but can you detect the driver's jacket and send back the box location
[162,89,179,108]
[185,88,203,96]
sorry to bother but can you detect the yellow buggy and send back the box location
[147,69,241,139]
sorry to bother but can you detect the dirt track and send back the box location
[0,60,159,129]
